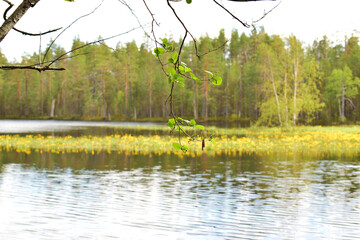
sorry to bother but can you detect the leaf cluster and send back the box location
[154,38,222,151]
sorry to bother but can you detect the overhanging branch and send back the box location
[2,0,62,37]
[0,65,65,71]
[0,0,41,42]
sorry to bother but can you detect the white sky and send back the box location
[1,0,360,62]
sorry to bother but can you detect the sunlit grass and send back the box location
[1,125,360,156]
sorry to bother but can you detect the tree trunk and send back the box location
[293,58,298,126]
[50,99,55,119]
[270,70,282,126]
[193,79,198,119]
[202,81,208,118]
[237,63,242,118]
[338,98,341,120]
[102,68,107,120]
[40,73,43,116]
[284,72,289,126]
[124,64,128,118]
[341,83,345,123]
[62,71,67,117]
[16,77,22,115]
[149,79,152,118]
[25,71,28,115]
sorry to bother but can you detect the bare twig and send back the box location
[198,40,229,58]
[42,0,105,64]
[251,0,281,25]
[142,0,166,74]
[12,26,62,36]
[213,0,250,27]
[117,0,152,39]
[213,0,280,28]
[166,0,199,58]
[47,26,143,67]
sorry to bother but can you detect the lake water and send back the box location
[0,120,360,239]
[0,119,161,136]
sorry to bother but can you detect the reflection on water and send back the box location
[0,120,161,136]
[0,151,359,239]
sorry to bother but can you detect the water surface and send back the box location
[0,151,359,239]
[1,120,359,239]
[0,119,161,136]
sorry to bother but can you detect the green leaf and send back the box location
[168,118,175,128]
[167,67,176,76]
[179,66,185,74]
[172,142,181,150]
[210,140,216,145]
[172,52,179,63]
[212,76,222,86]
[190,72,200,82]
[177,77,184,82]
[186,0,192,4]
[195,124,205,130]
[167,58,174,64]
[177,117,183,123]
[177,82,185,87]
[181,144,190,151]
[204,70,213,78]
[162,38,168,45]
[189,119,196,126]
[176,125,184,131]
[154,47,165,56]
[185,66,192,73]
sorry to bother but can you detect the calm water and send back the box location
[0,119,162,136]
[0,120,360,239]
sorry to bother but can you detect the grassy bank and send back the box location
[1,126,360,156]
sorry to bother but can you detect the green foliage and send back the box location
[3,28,360,135]
[154,47,165,57]
[157,38,224,151]
[172,142,181,150]
[195,124,205,130]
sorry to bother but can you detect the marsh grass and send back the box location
[1,125,360,156]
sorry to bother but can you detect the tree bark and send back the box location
[124,63,128,118]
[149,77,152,118]
[269,67,282,126]
[102,67,107,120]
[192,79,198,119]
[50,99,55,119]
[237,61,242,118]
[341,75,345,123]
[293,57,298,126]
[0,0,41,43]
[284,72,289,126]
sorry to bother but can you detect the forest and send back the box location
[1,27,360,126]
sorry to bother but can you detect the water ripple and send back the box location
[0,154,360,239]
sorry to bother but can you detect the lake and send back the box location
[0,120,360,239]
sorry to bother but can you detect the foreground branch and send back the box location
[2,0,62,38]
[0,65,65,71]
[0,0,40,42]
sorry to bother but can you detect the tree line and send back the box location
[1,28,360,126]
